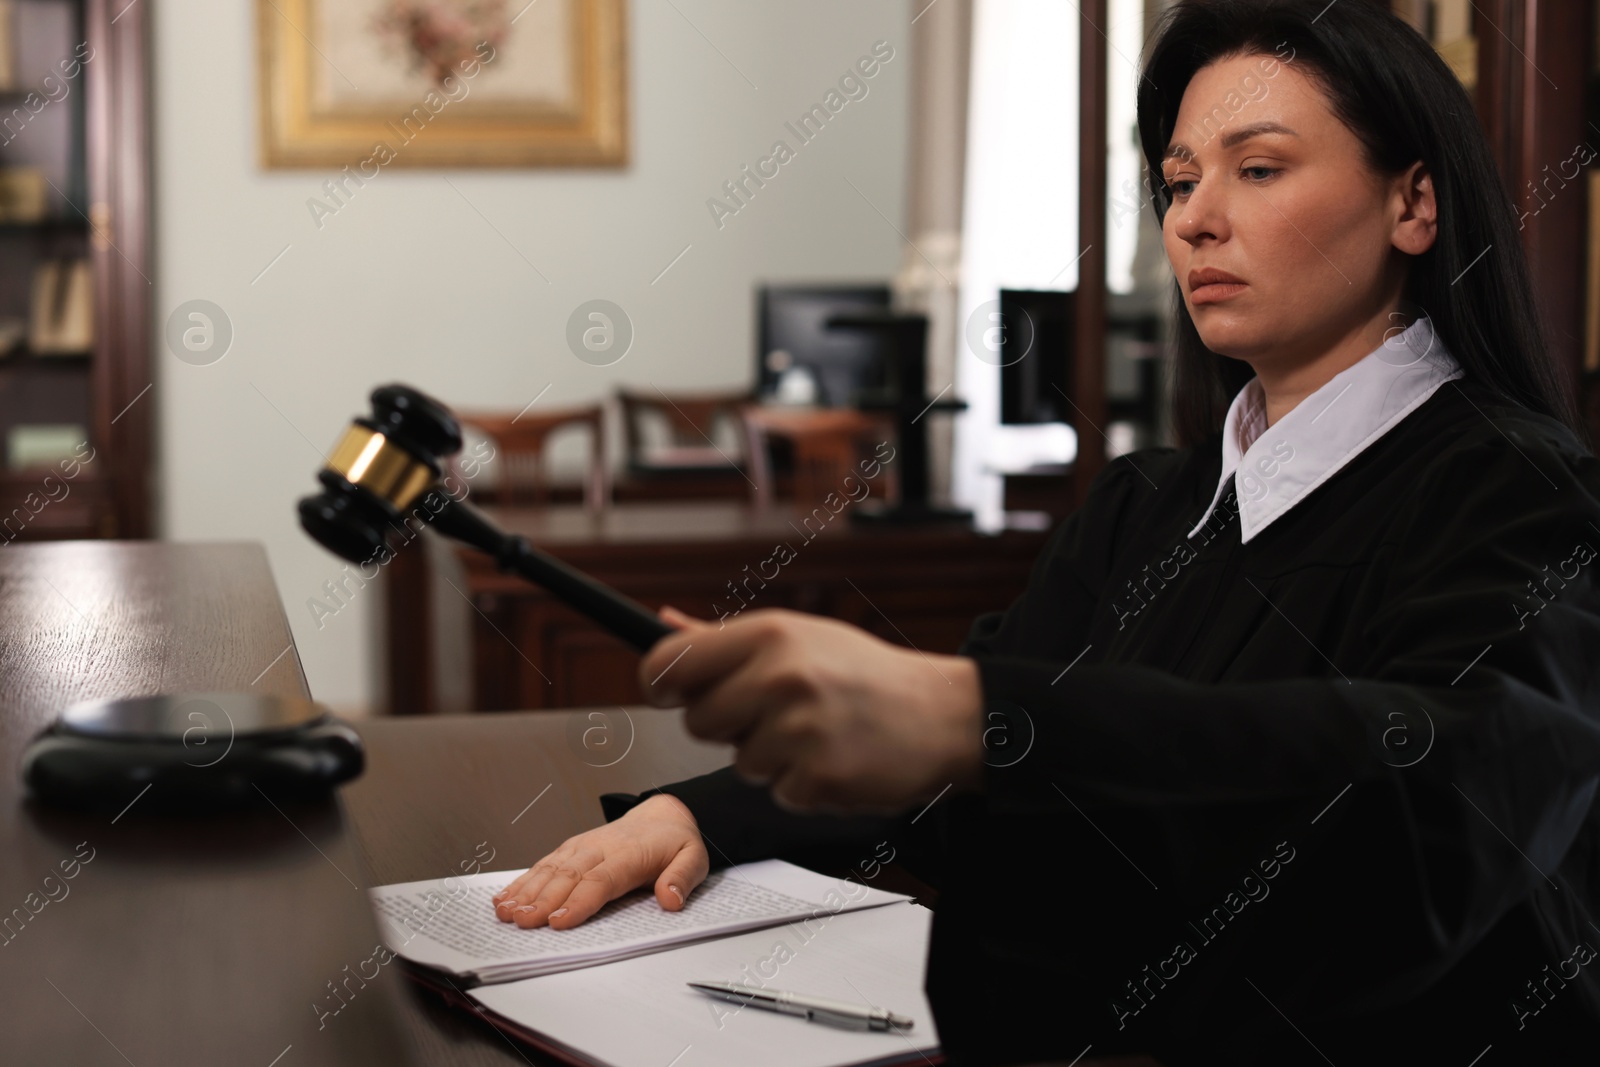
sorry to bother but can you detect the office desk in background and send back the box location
[385,501,1052,714]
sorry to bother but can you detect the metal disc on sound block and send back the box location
[22,692,364,811]
[58,692,326,741]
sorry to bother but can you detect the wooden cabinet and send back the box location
[0,0,150,541]
[382,502,1050,714]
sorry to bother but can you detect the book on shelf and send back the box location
[28,258,93,355]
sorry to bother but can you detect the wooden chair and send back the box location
[453,405,607,511]
[739,405,896,511]
[615,386,755,479]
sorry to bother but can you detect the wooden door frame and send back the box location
[86,0,153,537]
[1473,1,1594,432]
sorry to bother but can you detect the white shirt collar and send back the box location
[1186,315,1464,544]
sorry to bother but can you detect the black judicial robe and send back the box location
[600,376,1600,1065]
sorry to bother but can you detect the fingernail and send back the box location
[667,884,683,900]
[515,904,535,914]
[549,907,568,919]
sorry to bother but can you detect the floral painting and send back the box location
[371,1,514,88]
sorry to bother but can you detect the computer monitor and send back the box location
[756,285,893,406]
[998,289,1075,425]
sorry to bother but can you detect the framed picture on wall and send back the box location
[257,0,627,168]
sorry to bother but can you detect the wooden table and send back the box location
[384,500,1051,714]
[0,542,413,1065]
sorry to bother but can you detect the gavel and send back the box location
[297,384,673,652]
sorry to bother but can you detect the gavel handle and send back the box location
[428,497,674,653]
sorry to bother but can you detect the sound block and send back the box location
[21,692,364,812]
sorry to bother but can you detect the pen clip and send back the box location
[804,1006,875,1031]
[803,1005,914,1031]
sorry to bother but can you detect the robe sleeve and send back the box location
[968,429,1600,1014]
[599,767,912,874]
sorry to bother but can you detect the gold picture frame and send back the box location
[258,0,627,168]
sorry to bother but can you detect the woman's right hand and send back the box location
[491,793,710,929]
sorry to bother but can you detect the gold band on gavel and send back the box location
[325,424,436,511]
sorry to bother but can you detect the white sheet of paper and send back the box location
[470,900,939,1067]
[368,860,912,984]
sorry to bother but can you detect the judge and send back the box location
[492,1,1600,1063]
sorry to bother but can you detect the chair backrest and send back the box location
[740,405,894,511]
[455,405,607,510]
[614,387,755,473]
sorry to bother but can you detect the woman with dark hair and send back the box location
[490,1,1600,1062]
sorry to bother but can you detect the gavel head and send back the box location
[297,384,462,563]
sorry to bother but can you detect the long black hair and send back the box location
[1137,0,1584,448]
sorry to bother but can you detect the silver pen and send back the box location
[687,980,914,1031]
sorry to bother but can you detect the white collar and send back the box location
[1186,315,1464,544]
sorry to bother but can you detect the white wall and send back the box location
[154,0,911,713]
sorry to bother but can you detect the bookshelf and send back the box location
[0,0,150,540]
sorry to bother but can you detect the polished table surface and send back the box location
[0,542,412,1065]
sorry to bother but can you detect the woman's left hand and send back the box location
[639,606,985,815]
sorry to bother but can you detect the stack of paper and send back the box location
[370,859,912,985]
[368,859,942,1067]
[472,899,939,1067]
